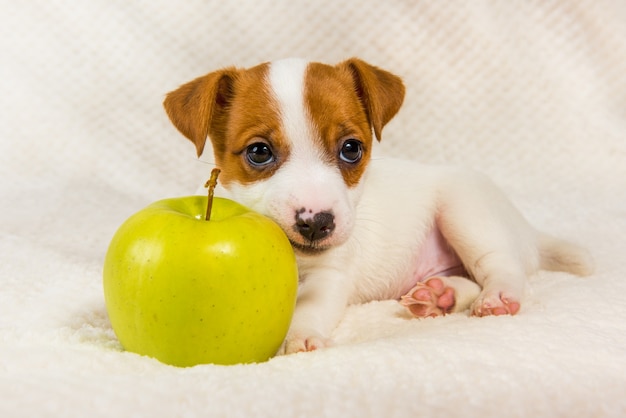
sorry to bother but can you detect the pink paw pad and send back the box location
[473,295,520,317]
[400,277,456,318]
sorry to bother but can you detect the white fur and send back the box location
[275,160,539,352]
[208,59,591,355]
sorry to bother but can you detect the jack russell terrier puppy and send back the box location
[163,58,593,354]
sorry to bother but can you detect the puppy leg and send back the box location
[436,169,537,317]
[279,268,350,355]
[400,276,481,317]
[445,233,529,317]
[468,255,525,316]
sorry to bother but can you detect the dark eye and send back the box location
[339,139,363,164]
[246,142,275,167]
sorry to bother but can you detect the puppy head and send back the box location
[164,58,404,253]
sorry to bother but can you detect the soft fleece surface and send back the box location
[1,1,625,417]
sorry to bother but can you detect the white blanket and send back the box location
[1,1,625,416]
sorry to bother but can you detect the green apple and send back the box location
[103,178,298,367]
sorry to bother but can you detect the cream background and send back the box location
[1,1,625,417]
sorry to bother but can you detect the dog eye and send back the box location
[246,142,275,166]
[339,139,363,164]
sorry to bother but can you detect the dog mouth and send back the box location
[288,239,331,255]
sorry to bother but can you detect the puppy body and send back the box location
[164,58,593,354]
[276,159,592,352]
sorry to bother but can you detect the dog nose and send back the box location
[295,211,335,242]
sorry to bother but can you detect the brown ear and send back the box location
[163,68,236,157]
[340,58,405,141]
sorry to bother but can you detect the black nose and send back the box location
[295,211,335,242]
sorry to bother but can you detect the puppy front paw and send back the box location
[278,331,332,355]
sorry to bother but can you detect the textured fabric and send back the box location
[1,1,625,417]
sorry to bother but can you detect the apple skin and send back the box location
[103,196,298,367]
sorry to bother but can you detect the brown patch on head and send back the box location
[304,58,406,187]
[304,63,373,187]
[164,58,404,187]
[164,63,288,186]
[216,64,290,185]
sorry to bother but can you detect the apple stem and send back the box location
[204,168,221,221]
